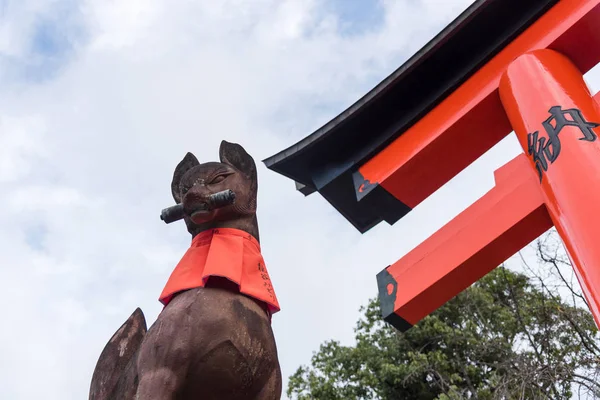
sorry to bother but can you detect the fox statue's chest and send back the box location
[159,228,280,319]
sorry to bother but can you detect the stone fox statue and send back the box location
[89,141,282,400]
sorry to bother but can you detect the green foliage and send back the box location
[288,266,600,399]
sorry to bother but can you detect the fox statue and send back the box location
[89,141,282,400]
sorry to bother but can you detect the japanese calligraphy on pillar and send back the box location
[527,106,600,182]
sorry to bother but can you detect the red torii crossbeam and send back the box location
[377,153,553,330]
[264,0,600,331]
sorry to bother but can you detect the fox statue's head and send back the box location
[171,140,259,240]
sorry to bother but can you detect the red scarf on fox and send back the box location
[159,228,280,317]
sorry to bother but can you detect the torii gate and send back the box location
[263,0,600,331]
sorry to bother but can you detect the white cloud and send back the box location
[2,0,596,399]
[83,0,163,50]
[0,113,49,182]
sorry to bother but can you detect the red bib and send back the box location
[159,228,280,316]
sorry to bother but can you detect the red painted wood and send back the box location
[384,155,552,325]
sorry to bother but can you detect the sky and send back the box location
[2,0,600,399]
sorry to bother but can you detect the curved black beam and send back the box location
[263,0,559,233]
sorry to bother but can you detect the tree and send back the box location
[288,233,600,399]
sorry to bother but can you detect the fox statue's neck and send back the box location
[190,215,260,243]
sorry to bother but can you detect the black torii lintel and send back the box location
[262,0,560,233]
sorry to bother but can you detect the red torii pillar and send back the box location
[501,50,600,323]
[378,50,600,330]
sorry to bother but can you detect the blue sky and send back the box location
[327,0,385,35]
[9,0,386,83]
[2,2,77,82]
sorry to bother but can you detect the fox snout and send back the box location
[183,189,212,211]
[184,191,218,225]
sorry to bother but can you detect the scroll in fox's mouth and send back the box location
[160,189,236,224]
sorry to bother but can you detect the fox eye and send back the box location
[211,175,226,184]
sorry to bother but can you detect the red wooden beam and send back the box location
[377,154,553,330]
[357,0,600,209]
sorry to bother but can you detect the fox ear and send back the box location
[219,140,258,213]
[219,140,256,181]
[171,152,199,203]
